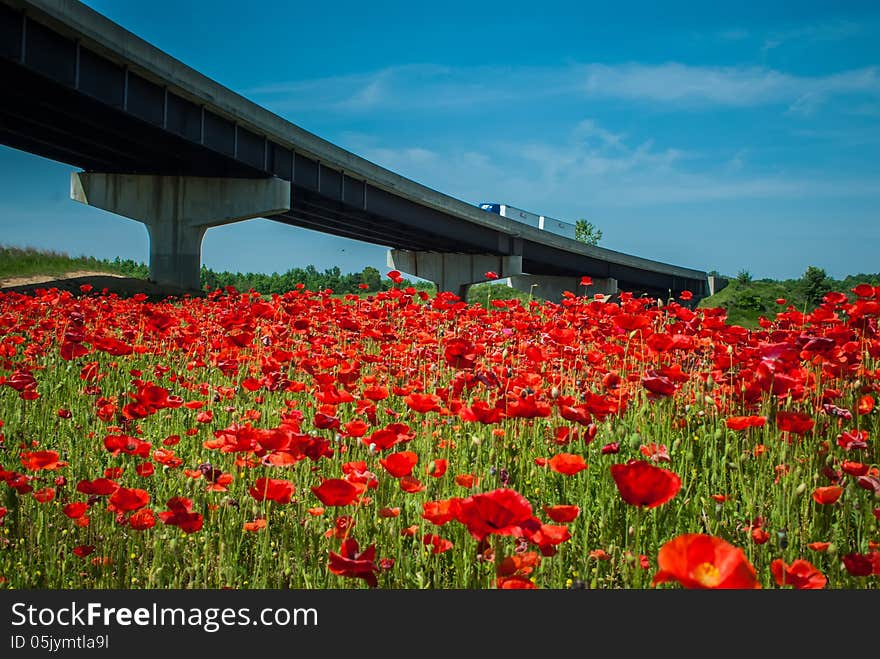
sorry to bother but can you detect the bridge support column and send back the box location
[71,173,290,292]
[388,250,523,300]
[508,275,618,303]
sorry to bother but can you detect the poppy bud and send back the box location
[795,483,807,496]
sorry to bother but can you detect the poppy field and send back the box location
[0,277,878,590]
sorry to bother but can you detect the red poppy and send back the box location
[484,271,500,280]
[62,502,88,519]
[379,451,419,478]
[542,505,580,523]
[76,478,118,496]
[364,423,414,451]
[129,508,156,530]
[725,416,767,431]
[837,429,869,451]
[243,518,267,532]
[580,276,593,286]
[443,338,479,370]
[33,487,55,503]
[72,545,96,558]
[425,459,448,478]
[610,460,681,508]
[423,534,454,554]
[771,559,826,589]
[454,488,534,541]
[548,453,588,475]
[857,395,875,415]
[399,475,426,493]
[422,498,462,526]
[311,478,361,506]
[108,487,150,513]
[526,523,572,556]
[328,538,380,587]
[775,411,814,435]
[158,497,203,534]
[841,552,880,577]
[249,477,295,504]
[812,486,843,505]
[652,534,760,589]
[20,450,67,471]
[454,473,479,489]
[751,528,770,545]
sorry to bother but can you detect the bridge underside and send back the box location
[0,1,708,300]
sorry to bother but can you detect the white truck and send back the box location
[479,202,577,240]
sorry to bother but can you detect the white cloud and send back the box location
[248,61,880,118]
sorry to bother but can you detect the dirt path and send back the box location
[0,270,198,298]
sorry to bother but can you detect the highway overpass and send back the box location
[0,0,711,302]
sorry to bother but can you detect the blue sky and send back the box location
[2,0,879,281]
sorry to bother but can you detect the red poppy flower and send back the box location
[775,411,814,435]
[548,453,588,475]
[526,523,572,556]
[311,478,360,506]
[20,450,67,472]
[129,508,156,530]
[158,497,203,534]
[72,545,96,558]
[725,416,767,431]
[837,429,869,451]
[425,459,448,478]
[423,534,454,554]
[454,473,478,489]
[443,338,479,370]
[542,505,580,523]
[249,477,295,504]
[652,534,760,589]
[771,559,826,589]
[63,502,88,519]
[454,488,534,541]
[610,460,681,508]
[379,451,419,478]
[33,487,55,503]
[76,478,118,496]
[422,498,462,526]
[857,395,875,415]
[812,486,843,505]
[392,476,420,495]
[842,552,880,577]
[243,518,267,532]
[364,423,414,451]
[108,487,150,513]
[328,538,380,587]
[751,528,770,545]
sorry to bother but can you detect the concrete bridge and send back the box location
[0,0,711,302]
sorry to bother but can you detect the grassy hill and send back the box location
[698,269,880,328]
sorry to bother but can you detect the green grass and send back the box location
[699,272,880,328]
[0,245,147,280]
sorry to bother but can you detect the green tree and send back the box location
[574,219,602,246]
[802,265,830,304]
[359,266,383,292]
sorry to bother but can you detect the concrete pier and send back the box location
[388,249,523,301]
[71,173,290,291]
